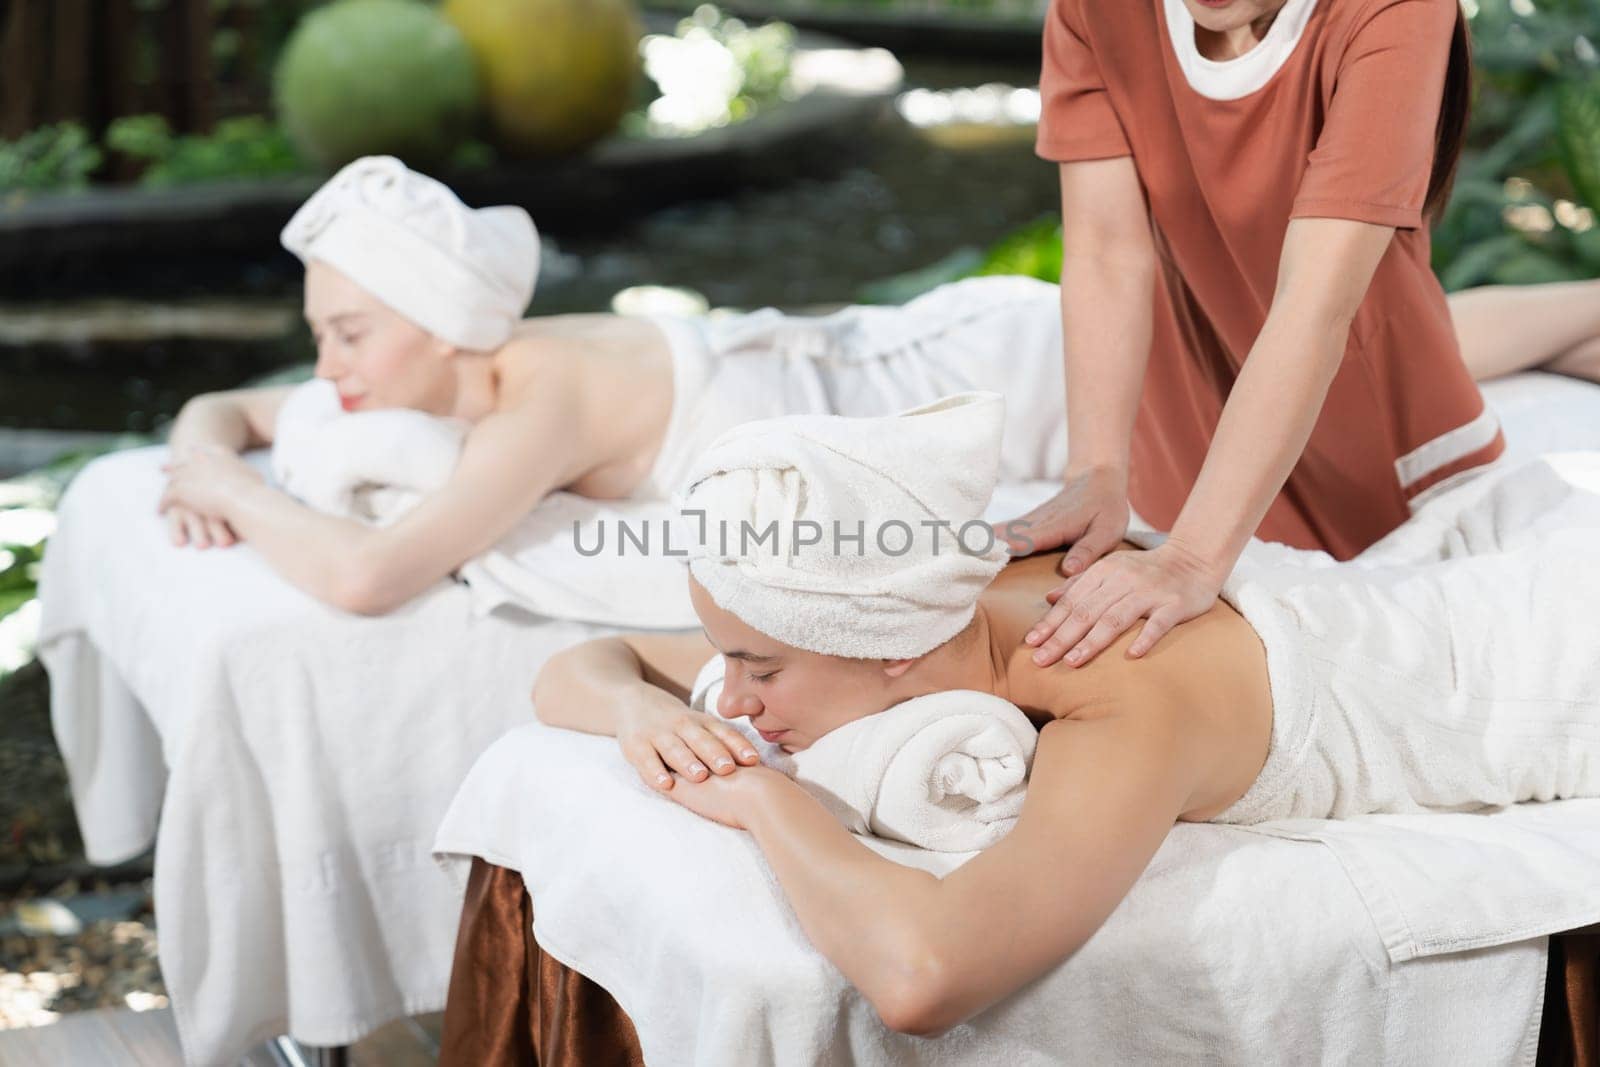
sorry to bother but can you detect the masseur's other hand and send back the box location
[158,445,259,549]
[1025,539,1224,668]
[617,691,761,793]
[992,465,1130,579]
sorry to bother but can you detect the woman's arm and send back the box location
[168,386,294,454]
[1027,216,1397,668]
[995,157,1154,570]
[533,631,760,787]
[161,386,295,548]
[534,631,717,733]
[669,697,1196,1035]
[162,374,587,612]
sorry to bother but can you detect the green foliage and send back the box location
[1427,0,1600,287]
[106,114,304,186]
[275,0,482,169]
[0,123,104,193]
[0,543,43,626]
[973,215,1062,283]
[1558,72,1600,214]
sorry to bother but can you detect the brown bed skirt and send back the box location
[439,857,1598,1066]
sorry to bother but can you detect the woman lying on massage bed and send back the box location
[157,159,1600,616]
[534,392,1600,1037]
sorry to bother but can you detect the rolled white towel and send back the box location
[786,690,1038,852]
[688,659,1037,852]
[270,379,467,525]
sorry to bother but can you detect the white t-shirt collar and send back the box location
[1162,0,1320,100]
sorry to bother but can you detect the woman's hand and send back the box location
[1023,539,1225,667]
[992,465,1130,579]
[617,690,762,793]
[158,445,262,548]
[163,505,239,549]
[663,763,793,830]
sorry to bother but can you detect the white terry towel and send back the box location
[270,377,469,524]
[678,391,1011,660]
[786,690,1038,852]
[268,378,699,628]
[280,155,540,351]
[689,657,1037,851]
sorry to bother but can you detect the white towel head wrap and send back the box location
[281,155,540,351]
[677,391,1012,660]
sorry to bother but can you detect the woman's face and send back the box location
[688,576,910,753]
[1178,0,1285,35]
[303,260,453,413]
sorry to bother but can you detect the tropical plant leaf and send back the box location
[1558,74,1600,210]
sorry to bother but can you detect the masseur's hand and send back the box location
[992,465,1130,578]
[617,691,761,793]
[1024,538,1225,668]
[158,444,259,549]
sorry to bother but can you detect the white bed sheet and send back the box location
[435,725,1551,1066]
[35,447,625,1065]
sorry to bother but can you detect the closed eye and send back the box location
[748,671,777,684]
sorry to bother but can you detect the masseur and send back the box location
[535,394,1600,1034]
[1005,0,1600,670]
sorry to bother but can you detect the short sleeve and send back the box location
[1290,0,1459,230]
[1035,0,1132,163]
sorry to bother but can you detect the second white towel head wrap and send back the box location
[281,155,540,351]
[677,391,1012,660]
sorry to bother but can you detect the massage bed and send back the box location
[439,859,1600,1066]
[432,721,1600,1065]
[35,447,628,1064]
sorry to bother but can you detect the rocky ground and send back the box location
[0,661,165,1030]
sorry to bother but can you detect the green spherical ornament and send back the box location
[443,0,641,158]
[275,0,482,170]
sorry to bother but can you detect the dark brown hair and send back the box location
[1424,7,1473,224]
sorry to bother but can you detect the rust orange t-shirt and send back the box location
[1035,0,1505,560]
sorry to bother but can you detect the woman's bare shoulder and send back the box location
[493,315,672,403]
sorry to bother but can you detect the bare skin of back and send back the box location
[976,545,1273,821]
[500,314,676,499]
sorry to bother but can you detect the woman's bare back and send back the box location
[977,544,1275,820]
[497,313,678,498]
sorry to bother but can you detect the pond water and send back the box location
[0,55,1057,439]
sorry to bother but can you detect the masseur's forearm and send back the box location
[1168,305,1351,570]
[1060,247,1155,476]
[532,639,657,735]
[221,480,384,611]
[743,776,950,1031]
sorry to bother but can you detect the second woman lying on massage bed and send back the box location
[534,392,1600,1037]
[157,155,1600,616]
